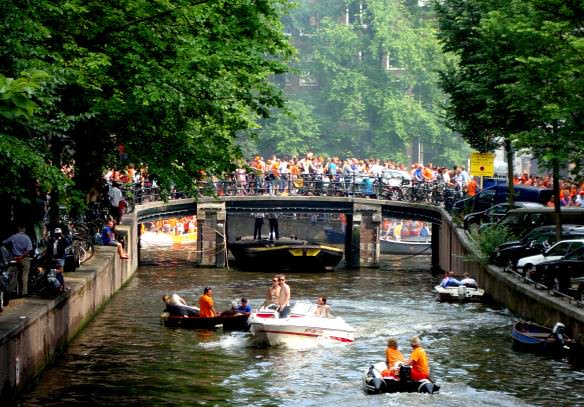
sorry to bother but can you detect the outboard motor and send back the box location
[399,365,412,382]
[363,365,385,394]
[552,322,567,348]
[457,285,467,299]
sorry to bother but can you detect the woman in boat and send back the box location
[381,338,405,378]
[408,336,430,381]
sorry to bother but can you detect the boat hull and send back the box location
[380,238,431,255]
[229,238,343,272]
[161,312,250,331]
[248,303,355,347]
[511,321,570,353]
[434,285,485,302]
[362,363,439,395]
[250,320,355,347]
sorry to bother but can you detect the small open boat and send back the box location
[434,285,485,302]
[380,237,431,255]
[228,237,344,272]
[511,321,571,353]
[248,302,355,347]
[362,362,440,395]
[161,311,250,331]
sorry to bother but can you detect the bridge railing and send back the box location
[127,174,466,211]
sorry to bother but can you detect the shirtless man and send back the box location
[265,275,281,306]
[277,275,291,318]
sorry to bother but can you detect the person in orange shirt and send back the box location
[381,338,405,378]
[199,287,217,318]
[466,177,478,196]
[408,336,430,381]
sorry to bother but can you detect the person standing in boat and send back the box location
[407,336,430,381]
[199,287,217,317]
[277,275,291,318]
[267,212,279,241]
[381,338,405,378]
[265,276,280,306]
[253,212,265,240]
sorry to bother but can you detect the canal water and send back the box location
[19,248,584,406]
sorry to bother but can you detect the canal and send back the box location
[19,248,584,406]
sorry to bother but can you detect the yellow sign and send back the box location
[470,152,495,177]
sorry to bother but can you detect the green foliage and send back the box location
[252,0,466,164]
[466,224,516,266]
[0,0,294,212]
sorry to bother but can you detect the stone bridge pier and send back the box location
[196,202,226,267]
[345,203,382,268]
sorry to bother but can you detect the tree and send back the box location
[0,0,294,222]
[252,0,468,165]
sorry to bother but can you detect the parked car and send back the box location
[491,225,584,268]
[530,246,584,295]
[482,207,584,237]
[516,239,584,274]
[451,184,552,216]
[463,201,544,230]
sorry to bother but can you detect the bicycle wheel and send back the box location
[75,237,94,264]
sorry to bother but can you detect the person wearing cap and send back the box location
[199,287,216,318]
[47,227,70,291]
[235,297,251,314]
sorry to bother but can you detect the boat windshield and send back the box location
[290,302,317,316]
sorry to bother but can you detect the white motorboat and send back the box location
[434,285,485,302]
[248,302,355,347]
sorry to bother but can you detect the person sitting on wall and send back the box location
[440,270,461,288]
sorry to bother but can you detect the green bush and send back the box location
[466,224,516,266]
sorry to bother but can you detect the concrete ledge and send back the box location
[0,221,137,402]
[440,211,584,345]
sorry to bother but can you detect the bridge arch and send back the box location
[134,196,444,268]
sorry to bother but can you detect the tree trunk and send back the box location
[505,137,514,205]
[552,158,562,242]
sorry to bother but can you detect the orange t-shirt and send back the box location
[199,294,215,317]
[467,180,478,196]
[386,348,405,368]
[410,347,429,377]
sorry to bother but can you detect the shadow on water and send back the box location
[18,248,584,407]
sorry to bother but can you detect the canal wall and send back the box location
[439,209,584,346]
[0,216,138,402]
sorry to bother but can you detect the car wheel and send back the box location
[523,264,534,278]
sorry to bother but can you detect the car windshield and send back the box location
[565,246,584,260]
[546,241,575,256]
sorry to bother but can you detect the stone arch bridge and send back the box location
[133,196,451,270]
